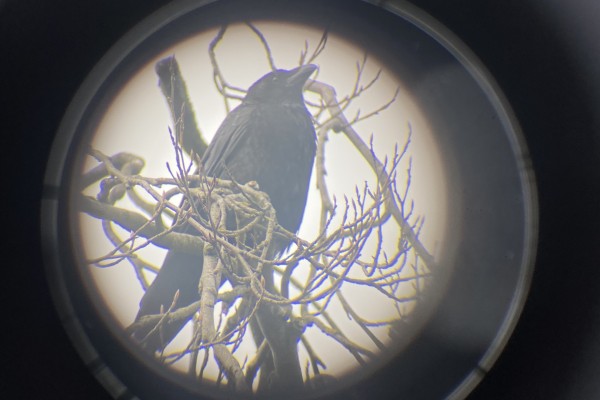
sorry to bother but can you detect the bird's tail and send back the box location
[132,250,203,352]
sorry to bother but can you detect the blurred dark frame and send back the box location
[2,0,600,399]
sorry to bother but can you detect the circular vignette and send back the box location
[41,1,537,399]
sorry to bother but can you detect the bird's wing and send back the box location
[201,104,253,179]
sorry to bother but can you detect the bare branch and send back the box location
[79,24,440,395]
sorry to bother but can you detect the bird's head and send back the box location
[243,64,317,105]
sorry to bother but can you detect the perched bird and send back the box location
[134,64,318,351]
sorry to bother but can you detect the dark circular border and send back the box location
[39,1,537,399]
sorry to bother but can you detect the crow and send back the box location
[133,64,318,352]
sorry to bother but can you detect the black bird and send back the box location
[134,64,317,351]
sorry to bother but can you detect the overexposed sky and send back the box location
[77,21,448,380]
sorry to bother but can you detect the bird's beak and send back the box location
[287,64,318,87]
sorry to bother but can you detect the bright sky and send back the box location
[77,21,448,385]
